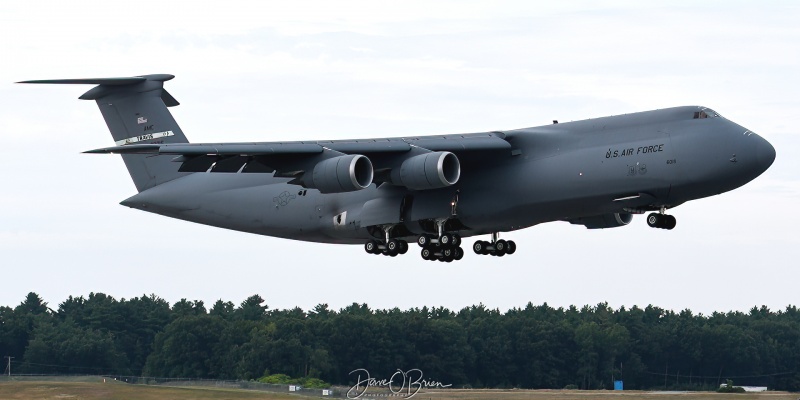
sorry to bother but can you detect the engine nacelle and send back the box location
[309,154,373,193]
[393,151,461,190]
[569,213,634,229]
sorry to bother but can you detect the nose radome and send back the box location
[756,135,776,174]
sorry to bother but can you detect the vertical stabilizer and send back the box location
[19,74,190,192]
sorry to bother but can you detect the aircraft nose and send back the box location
[755,135,776,174]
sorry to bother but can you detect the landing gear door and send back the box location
[407,191,453,221]
[359,196,404,228]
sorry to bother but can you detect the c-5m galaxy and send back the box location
[21,74,776,262]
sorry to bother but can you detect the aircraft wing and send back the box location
[85,132,511,155]
[85,132,512,191]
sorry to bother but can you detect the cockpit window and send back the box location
[693,108,721,119]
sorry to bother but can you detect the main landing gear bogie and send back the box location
[364,238,409,257]
[417,233,465,262]
[473,238,517,257]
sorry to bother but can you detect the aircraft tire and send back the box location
[440,251,454,262]
[495,239,507,255]
[647,213,662,228]
[452,234,461,247]
[440,234,452,247]
[454,247,464,260]
[664,215,677,230]
[364,240,378,254]
[506,240,517,255]
[473,241,486,254]
[421,248,433,260]
[386,239,399,254]
[418,235,431,248]
[398,240,409,254]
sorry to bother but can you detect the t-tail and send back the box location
[18,74,189,192]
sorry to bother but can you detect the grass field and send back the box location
[425,388,799,399]
[0,380,797,400]
[0,380,297,400]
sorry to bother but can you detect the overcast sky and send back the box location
[1,1,798,315]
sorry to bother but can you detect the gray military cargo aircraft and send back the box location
[21,74,775,262]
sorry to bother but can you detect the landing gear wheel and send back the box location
[506,240,517,255]
[495,239,507,257]
[647,213,662,228]
[439,234,452,247]
[364,240,379,254]
[442,248,453,258]
[385,239,399,256]
[454,247,464,260]
[473,241,487,255]
[440,248,454,262]
[664,215,677,230]
[418,235,432,248]
[421,248,433,260]
[398,240,409,254]
[451,234,461,247]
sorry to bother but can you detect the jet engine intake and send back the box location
[394,151,461,190]
[309,154,373,193]
[569,213,634,229]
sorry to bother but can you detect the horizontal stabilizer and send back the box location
[17,74,174,86]
[18,77,147,85]
[18,74,180,106]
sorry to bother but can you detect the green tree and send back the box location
[236,295,268,321]
[210,300,235,319]
[144,315,225,378]
[24,318,129,374]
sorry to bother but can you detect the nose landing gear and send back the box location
[647,207,676,230]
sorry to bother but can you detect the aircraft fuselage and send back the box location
[121,106,774,244]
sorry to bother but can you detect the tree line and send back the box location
[1,292,798,391]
